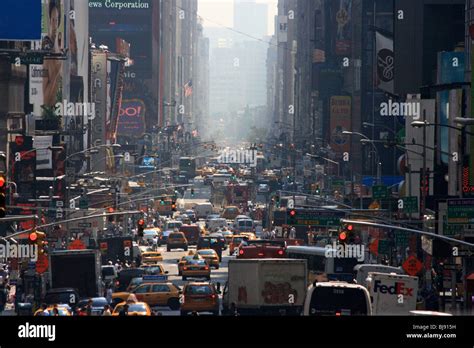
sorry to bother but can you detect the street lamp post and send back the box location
[343,131,382,185]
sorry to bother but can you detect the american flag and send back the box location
[184,79,193,97]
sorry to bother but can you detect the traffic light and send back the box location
[190,188,195,197]
[171,201,177,211]
[29,231,47,255]
[315,185,320,195]
[338,224,355,244]
[137,219,145,237]
[0,175,6,218]
[107,207,115,222]
[287,209,297,225]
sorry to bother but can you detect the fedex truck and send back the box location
[366,272,418,315]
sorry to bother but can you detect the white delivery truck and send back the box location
[366,272,419,315]
[194,202,214,219]
[222,259,307,315]
[354,264,404,286]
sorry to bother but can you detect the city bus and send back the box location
[286,245,361,284]
[179,157,196,178]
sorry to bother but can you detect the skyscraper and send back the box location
[233,0,268,40]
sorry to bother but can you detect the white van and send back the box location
[303,281,372,316]
[194,203,213,219]
[207,218,227,232]
[353,264,404,286]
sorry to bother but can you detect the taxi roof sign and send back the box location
[143,275,168,282]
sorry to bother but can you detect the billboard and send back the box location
[375,32,394,94]
[329,96,351,153]
[41,0,65,108]
[117,99,146,136]
[0,0,42,40]
[333,0,352,56]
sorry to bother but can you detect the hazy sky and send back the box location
[198,0,278,36]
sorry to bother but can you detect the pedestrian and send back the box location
[85,299,93,316]
[52,305,60,316]
[106,286,113,304]
[0,285,6,314]
[102,304,112,316]
[152,236,158,251]
[119,304,129,316]
[270,229,276,240]
[38,303,50,316]
[290,227,296,240]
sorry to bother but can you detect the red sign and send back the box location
[36,254,49,274]
[68,239,86,250]
[402,255,423,276]
[369,239,379,256]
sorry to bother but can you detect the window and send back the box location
[134,285,150,294]
[152,284,169,293]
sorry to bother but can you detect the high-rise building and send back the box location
[234,0,268,40]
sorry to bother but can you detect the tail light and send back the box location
[210,294,216,299]
[204,266,209,270]
[277,249,284,255]
[239,249,244,255]
[183,267,188,270]
[258,252,264,257]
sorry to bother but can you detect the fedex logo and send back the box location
[373,280,414,297]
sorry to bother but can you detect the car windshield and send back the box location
[187,260,206,265]
[144,253,161,258]
[169,234,183,239]
[143,267,163,274]
[116,303,147,313]
[186,285,213,295]
[198,250,215,255]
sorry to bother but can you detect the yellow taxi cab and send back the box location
[34,305,73,316]
[142,263,167,276]
[112,282,181,310]
[240,232,257,241]
[181,255,211,281]
[229,235,249,256]
[197,249,220,269]
[177,251,204,276]
[180,282,220,316]
[112,301,152,316]
[142,251,163,263]
[167,231,188,251]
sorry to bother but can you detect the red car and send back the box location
[236,240,287,259]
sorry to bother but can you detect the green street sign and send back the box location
[10,52,44,65]
[447,199,474,225]
[395,231,410,247]
[443,215,463,236]
[79,198,88,210]
[378,239,390,255]
[399,196,418,213]
[373,185,389,199]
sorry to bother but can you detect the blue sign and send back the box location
[143,275,168,282]
[142,156,155,168]
[0,0,42,40]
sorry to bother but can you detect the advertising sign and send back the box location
[41,0,65,107]
[333,0,352,55]
[375,32,394,94]
[117,99,146,136]
[329,96,351,153]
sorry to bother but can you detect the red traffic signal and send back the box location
[138,219,145,226]
[347,224,353,231]
[289,209,296,217]
[29,232,38,243]
[0,176,5,188]
[338,231,347,241]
